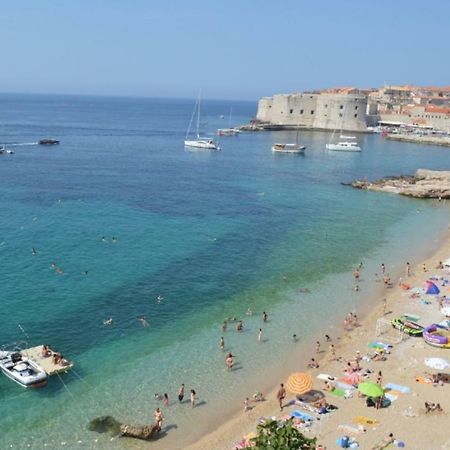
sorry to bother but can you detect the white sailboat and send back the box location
[326,110,361,152]
[184,94,220,150]
[272,129,306,154]
[217,107,241,136]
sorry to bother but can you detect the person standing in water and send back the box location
[263,311,268,323]
[178,384,185,403]
[154,408,163,430]
[190,389,196,408]
[258,328,263,342]
[220,337,225,351]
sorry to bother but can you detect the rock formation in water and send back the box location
[350,169,450,199]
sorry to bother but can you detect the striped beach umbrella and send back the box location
[286,372,313,395]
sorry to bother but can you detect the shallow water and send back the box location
[0,94,449,449]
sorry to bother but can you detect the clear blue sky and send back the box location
[2,0,449,100]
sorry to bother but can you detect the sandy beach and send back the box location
[186,230,450,450]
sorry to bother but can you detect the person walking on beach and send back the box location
[316,341,321,354]
[226,353,234,370]
[258,328,263,342]
[263,311,268,323]
[154,407,164,430]
[178,384,185,403]
[381,263,385,275]
[220,336,225,350]
[353,269,360,282]
[277,383,286,411]
[243,397,250,412]
[376,370,383,385]
[406,262,411,277]
[329,344,336,359]
[190,389,196,408]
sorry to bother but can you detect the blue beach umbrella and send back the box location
[425,281,440,295]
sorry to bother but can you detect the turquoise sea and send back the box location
[0,94,449,449]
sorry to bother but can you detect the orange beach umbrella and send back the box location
[286,372,313,395]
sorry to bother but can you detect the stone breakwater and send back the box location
[387,133,450,147]
[350,169,450,199]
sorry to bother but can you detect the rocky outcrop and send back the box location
[120,423,161,441]
[351,169,450,199]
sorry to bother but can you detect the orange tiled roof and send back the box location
[424,105,450,114]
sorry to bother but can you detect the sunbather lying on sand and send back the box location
[371,432,395,450]
[425,402,443,413]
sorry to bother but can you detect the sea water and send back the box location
[0,94,449,449]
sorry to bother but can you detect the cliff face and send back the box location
[352,169,450,199]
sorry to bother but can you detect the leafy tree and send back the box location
[251,418,317,449]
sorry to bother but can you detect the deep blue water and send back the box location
[0,94,449,449]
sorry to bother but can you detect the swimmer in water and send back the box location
[32,247,37,256]
[112,237,117,243]
[101,236,107,243]
[246,308,253,316]
[156,294,164,304]
[138,316,150,327]
[103,318,113,326]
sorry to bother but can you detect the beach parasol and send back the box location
[341,372,362,386]
[424,357,450,371]
[425,281,440,295]
[358,382,384,398]
[286,372,313,395]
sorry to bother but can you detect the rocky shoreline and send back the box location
[386,133,450,147]
[350,169,450,199]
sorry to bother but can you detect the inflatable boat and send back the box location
[423,324,450,348]
[391,318,424,337]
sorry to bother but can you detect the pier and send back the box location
[21,345,73,376]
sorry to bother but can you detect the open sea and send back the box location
[1,94,450,449]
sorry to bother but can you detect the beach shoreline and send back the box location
[185,226,450,450]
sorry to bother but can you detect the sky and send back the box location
[1,0,450,100]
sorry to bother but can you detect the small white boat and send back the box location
[217,108,241,136]
[272,130,306,154]
[326,142,361,152]
[185,93,220,150]
[272,143,306,153]
[0,351,48,388]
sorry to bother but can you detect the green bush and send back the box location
[251,418,317,449]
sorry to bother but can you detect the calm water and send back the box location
[0,94,449,449]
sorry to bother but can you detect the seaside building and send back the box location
[256,85,450,133]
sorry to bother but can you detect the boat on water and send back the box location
[272,129,306,154]
[0,351,48,388]
[38,139,60,145]
[184,94,220,150]
[217,107,241,136]
[326,141,361,152]
[0,145,14,155]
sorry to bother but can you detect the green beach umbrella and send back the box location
[358,382,384,398]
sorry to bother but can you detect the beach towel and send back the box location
[384,392,398,402]
[330,388,345,397]
[354,415,379,426]
[335,381,355,391]
[384,383,411,394]
[291,410,313,421]
[317,373,337,382]
[338,424,364,435]
[415,376,432,384]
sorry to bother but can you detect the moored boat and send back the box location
[272,143,306,154]
[0,351,48,388]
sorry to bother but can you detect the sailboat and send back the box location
[272,129,306,154]
[184,94,220,150]
[217,108,241,136]
[326,111,361,152]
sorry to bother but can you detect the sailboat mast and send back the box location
[196,91,201,138]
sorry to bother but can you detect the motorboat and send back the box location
[272,129,306,154]
[38,139,60,145]
[217,128,240,136]
[185,93,220,150]
[326,141,361,152]
[272,143,306,154]
[0,146,14,155]
[0,351,48,388]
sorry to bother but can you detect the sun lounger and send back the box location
[384,383,411,394]
[317,373,337,382]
